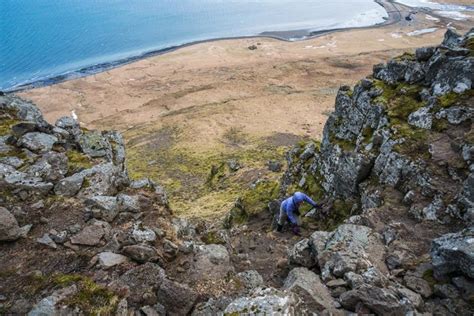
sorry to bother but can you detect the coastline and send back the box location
[5,0,400,93]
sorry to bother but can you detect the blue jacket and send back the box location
[281,192,317,224]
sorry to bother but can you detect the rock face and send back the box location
[0,207,21,241]
[431,227,474,279]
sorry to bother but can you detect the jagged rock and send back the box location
[171,217,196,239]
[416,47,435,61]
[49,230,68,244]
[326,279,347,289]
[28,285,77,316]
[0,95,45,123]
[1,163,54,195]
[103,131,126,166]
[117,194,141,213]
[434,283,459,299]
[340,284,414,315]
[70,224,105,246]
[442,28,462,48]
[192,297,232,316]
[132,223,157,243]
[318,224,387,280]
[18,132,57,153]
[308,231,330,260]
[0,207,21,241]
[435,106,473,125]
[0,156,23,168]
[36,234,57,249]
[404,275,432,298]
[54,172,84,197]
[55,116,81,139]
[288,238,315,268]
[26,151,68,182]
[156,278,198,315]
[408,107,432,129]
[122,245,159,263]
[359,182,383,211]
[77,163,129,198]
[85,195,119,222]
[227,159,241,172]
[431,227,474,279]
[458,173,474,222]
[98,252,128,269]
[78,131,111,158]
[130,178,156,190]
[111,263,166,305]
[452,276,474,301]
[268,160,282,172]
[362,267,389,288]
[224,288,300,315]
[190,244,233,281]
[283,267,335,312]
[382,227,397,245]
[395,286,423,310]
[236,270,264,290]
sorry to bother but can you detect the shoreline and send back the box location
[5,0,400,93]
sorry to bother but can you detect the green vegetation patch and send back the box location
[66,150,94,175]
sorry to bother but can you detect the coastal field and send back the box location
[19,1,473,218]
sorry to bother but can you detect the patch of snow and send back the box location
[407,28,438,36]
[425,14,440,22]
[71,110,78,120]
[436,10,469,21]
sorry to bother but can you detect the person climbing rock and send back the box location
[277,192,320,235]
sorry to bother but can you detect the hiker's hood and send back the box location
[293,192,305,204]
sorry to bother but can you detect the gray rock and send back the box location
[227,159,241,172]
[190,244,234,281]
[362,267,389,288]
[49,230,68,244]
[132,223,157,243]
[433,283,459,299]
[452,276,474,301]
[404,275,432,298]
[236,270,264,290]
[28,285,77,316]
[0,207,21,241]
[340,284,414,315]
[171,217,196,239]
[435,106,473,125]
[0,156,23,168]
[111,263,166,305]
[408,106,432,129]
[344,272,364,289]
[117,194,141,213]
[122,245,159,263]
[77,163,129,198]
[85,195,119,222]
[1,95,45,123]
[78,131,111,158]
[416,47,436,61]
[395,286,423,310]
[18,132,57,153]
[55,116,81,139]
[268,160,282,172]
[156,278,198,316]
[26,151,68,182]
[431,227,474,279]
[442,28,462,48]
[130,178,156,190]
[224,288,300,315]
[382,227,397,246]
[192,297,232,316]
[98,252,128,269]
[70,224,105,246]
[36,234,57,249]
[54,172,84,197]
[283,267,335,312]
[288,238,315,268]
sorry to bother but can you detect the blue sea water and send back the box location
[0,0,388,91]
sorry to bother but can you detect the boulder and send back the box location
[111,263,166,305]
[26,151,68,182]
[85,195,119,222]
[236,270,264,290]
[340,284,414,315]
[192,297,232,316]
[190,244,233,281]
[98,252,128,269]
[117,194,141,213]
[288,238,315,268]
[408,107,432,129]
[156,278,198,316]
[36,234,57,249]
[435,106,473,125]
[122,245,160,263]
[70,224,105,246]
[283,267,335,312]
[78,131,111,158]
[0,207,21,241]
[55,116,81,139]
[77,163,129,198]
[131,223,157,243]
[28,285,77,316]
[224,288,300,315]
[54,172,84,197]
[404,275,432,298]
[431,227,474,279]
[18,132,57,153]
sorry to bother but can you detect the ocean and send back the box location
[0,0,388,91]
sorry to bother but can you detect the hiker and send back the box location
[277,192,320,235]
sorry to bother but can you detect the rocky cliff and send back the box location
[0,28,473,315]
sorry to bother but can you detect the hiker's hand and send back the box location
[292,224,301,236]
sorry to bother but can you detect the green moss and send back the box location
[392,123,430,159]
[361,127,375,144]
[394,52,416,61]
[329,132,355,151]
[201,231,226,245]
[465,37,474,56]
[60,276,119,316]
[436,90,474,109]
[0,118,19,136]
[206,162,227,188]
[241,180,280,215]
[432,119,449,132]
[66,150,93,175]
[53,274,83,286]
